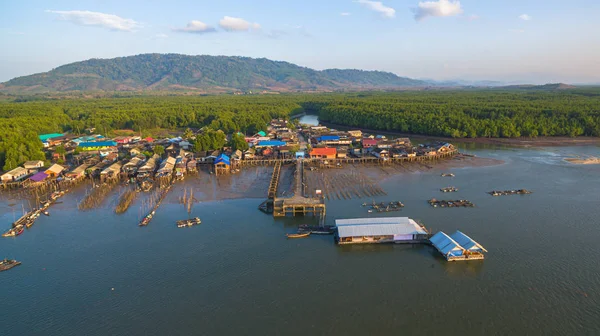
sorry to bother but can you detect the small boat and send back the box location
[0,259,21,272]
[441,173,455,177]
[43,211,50,216]
[15,227,24,236]
[286,232,311,239]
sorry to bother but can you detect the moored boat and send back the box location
[286,232,311,239]
[43,211,49,216]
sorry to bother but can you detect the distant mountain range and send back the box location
[0,53,581,94]
[0,54,429,93]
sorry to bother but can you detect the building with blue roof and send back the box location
[256,140,287,147]
[77,141,118,151]
[214,154,231,176]
[429,231,486,261]
[39,133,64,141]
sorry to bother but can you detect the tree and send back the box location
[55,145,66,155]
[183,128,194,139]
[231,133,249,151]
[153,145,165,156]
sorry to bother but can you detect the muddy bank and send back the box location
[320,121,600,147]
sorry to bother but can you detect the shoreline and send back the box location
[318,120,600,147]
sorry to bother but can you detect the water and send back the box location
[298,113,319,126]
[2,145,600,335]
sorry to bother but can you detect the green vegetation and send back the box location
[1,54,426,93]
[304,90,600,138]
[1,89,599,170]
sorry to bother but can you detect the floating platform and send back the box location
[488,189,532,196]
[440,187,458,193]
[428,199,474,208]
[0,259,21,272]
[176,217,201,228]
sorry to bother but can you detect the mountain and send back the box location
[0,54,427,93]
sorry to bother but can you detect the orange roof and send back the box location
[310,147,337,156]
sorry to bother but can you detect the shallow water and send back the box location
[1,145,600,336]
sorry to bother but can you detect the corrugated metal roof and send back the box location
[335,217,426,238]
[430,232,465,257]
[257,140,287,147]
[29,171,48,182]
[78,141,117,147]
[39,133,64,141]
[215,154,230,166]
[449,231,488,252]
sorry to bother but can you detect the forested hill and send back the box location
[0,54,427,93]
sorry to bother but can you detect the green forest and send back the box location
[1,89,600,170]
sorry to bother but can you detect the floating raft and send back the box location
[299,225,335,235]
[362,201,404,213]
[440,187,458,193]
[428,199,474,208]
[0,259,21,272]
[176,217,201,228]
[488,189,532,196]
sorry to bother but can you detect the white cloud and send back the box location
[509,29,525,33]
[155,33,168,38]
[355,0,396,19]
[173,20,216,34]
[218,16,260,32]
[340,12,352,16]
[45,10,141,31]
[519,14,532,21]
[413,0,463,21]
[467,14,480,21]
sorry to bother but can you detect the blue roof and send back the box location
[430,231,464,257]
[258,140,287,147]
[318,135,340,141]
[78,141,117,147]
[39,133,64,141]
[257,131,267,137]
[295,151,305,157]
[215,154,230,166]
[449,231,487,252]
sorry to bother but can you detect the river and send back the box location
[1,116,600,335]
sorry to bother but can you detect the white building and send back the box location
[335,217,428,245]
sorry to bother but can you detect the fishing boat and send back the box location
[286,232,311,239]
[0,259,21,272]
[176,217,201,228]
[15,227,24,236]
[43,211,50,216]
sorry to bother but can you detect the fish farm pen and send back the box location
[428,199,475,208]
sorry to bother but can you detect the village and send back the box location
[0,118,498,262]
[0,119,458,187]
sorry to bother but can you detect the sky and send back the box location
[1,0,600,84]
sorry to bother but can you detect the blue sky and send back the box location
[1,0,599,83]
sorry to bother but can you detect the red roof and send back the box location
[310,147,337,156]
[362,138,378,146]
[144,137,154,142]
